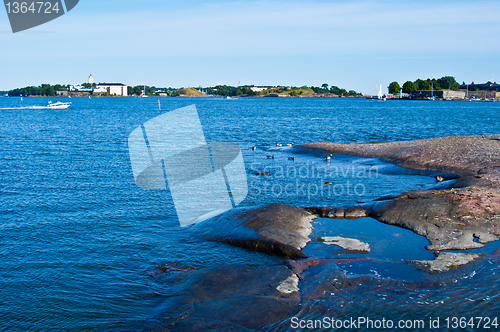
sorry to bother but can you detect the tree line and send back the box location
[311,83,361,96]
[203,85,257,97]
[388,76,460,94]
[8,83,362,97]
[203,84,361,97]
[8,84,69,96]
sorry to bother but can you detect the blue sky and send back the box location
[1,0,500,94]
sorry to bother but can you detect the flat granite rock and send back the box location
[369,188,500,250]
[298,135,500,177]
[155,264,301,331]
[319,236,371,252]
[192,203,316,258]
[297,135,500,252]
[412,252,481,273]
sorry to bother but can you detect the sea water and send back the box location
[1,97,499,331]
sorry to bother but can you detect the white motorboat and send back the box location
[47,101,71,109]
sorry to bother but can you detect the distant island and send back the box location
[6,75,499,100]
[5,75,362,98]
[6,84,363,98]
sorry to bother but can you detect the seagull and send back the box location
[267,154,275,159]
[276,143,283,147]
[287,143,294,147]
[288,157,295,161]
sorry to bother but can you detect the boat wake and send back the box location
[0,101,71,110]
[0,106,52,110]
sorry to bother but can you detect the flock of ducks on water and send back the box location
[253,145,448,184]
[254,144,447,185]
[252,143,294,150]
[251,143,333,162]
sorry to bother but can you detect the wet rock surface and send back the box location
[192,203,316,258]
[319,236,371,252]
[412,252,481,273]
[305,206,369,219]
[298,135,500,177]
[369,188,500,250]
[144,135,500,331]
[145,264,301,331]
[298,135,500,251]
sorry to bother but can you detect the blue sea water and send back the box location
[0,96,499,331]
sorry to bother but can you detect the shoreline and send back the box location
[153,134,500,328]
[5,94,497,101]
[296,135,500,253]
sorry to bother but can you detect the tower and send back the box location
[88,74,94,86]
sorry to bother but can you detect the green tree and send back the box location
[216,85,232,96]
[46,86,56,96]
[53,84,65,91]
[437,76,459,90]
[415,79,431,90]
[133,86,143,96]
[233,87,243,96]
[388,81,401,94]
[321,83,329,90]
[430,78,441,90]
[146,86,155,95]
[402,81,417,93]
[40,84,56,96]
[239,87,255,96]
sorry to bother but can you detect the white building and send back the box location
[69,84,92,92]
[248,86,274,92]
[94,83,128,96]
[88,74,94,86]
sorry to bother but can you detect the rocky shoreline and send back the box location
[192,204,315,258]
[191,135,500,268]
[150,135,500,330]
[297,135,500,177]
[297,135,500,254]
